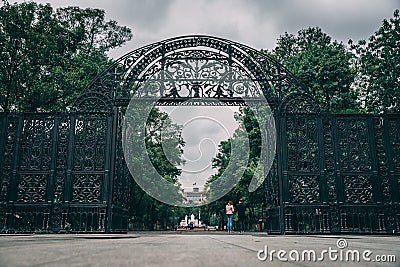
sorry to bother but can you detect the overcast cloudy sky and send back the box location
[160,105,239,191]
[16,0,399,191]
[25,0,398,59]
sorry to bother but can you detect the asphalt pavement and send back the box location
[0,232,398,267]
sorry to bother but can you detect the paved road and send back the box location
[0,232,398,267]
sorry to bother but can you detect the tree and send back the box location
[129,107,186,230]
[145,108,184,183]
[0,2,132,112]
[203,107,264,229]
[272,27,358,113]
[350,9,400,113]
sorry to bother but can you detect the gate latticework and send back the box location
[0,35,398,233]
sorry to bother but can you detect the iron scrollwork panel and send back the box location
[285,115,321,207]
[337,118,372,172]
[286,116,319,173]
[0,116,18,203]
[19,117,54,172]
[373,117,391,203]
[321,116,341,232]
[54,116,70,202]
[73,115,107,172]
[343,175,374,204]
[16,116,56,204]
[17,174,48,203]
[130,51,265,103]
[289,175,320,204]
[71,174,102,203]
[336,117,375,205]
[51,115,71,230]
[323,116,336,203]
[71,114,109,204]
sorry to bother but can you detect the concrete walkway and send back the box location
[0,232,398,267]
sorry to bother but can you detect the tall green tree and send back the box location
[129,107,186,230]
[203,107,264,229]
[0,1,132,112]
[350,9,400,113]
[272,27,358,113]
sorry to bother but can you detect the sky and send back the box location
[160,106,239,191]
[21,0,399,59]
[14,0,399,191]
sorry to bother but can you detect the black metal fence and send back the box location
[265,113,400,234]
[1,111,398,234]
[0,35,398,234]
[0,111,129,233]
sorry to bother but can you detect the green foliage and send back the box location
[0,2,132,112]
[129,107,186,230]
[145,108,185,184]
[203,107,264,227]
[272,27,359,113]
[350,9,400,113]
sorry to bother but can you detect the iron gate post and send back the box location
[105,108,119,233]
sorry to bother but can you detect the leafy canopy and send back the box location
[350,9,400,113]
[0,1,132,112]
[272,27,358,113]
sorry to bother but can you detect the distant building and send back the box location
[179,213,203,228]
[183,187,204,204]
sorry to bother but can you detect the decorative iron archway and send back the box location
[74,35,321,233]
[74,35,314,111]
[0,35,398,234]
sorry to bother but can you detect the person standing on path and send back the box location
[225,201,234,233]
[236,198,246,233]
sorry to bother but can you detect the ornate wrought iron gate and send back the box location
[265,113,400,234]
[0,35,398,233]
[0,112,125,233]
